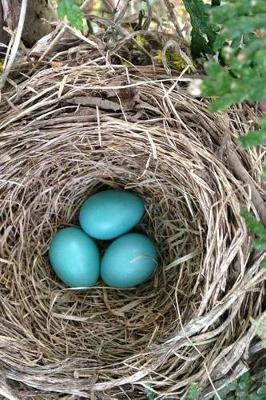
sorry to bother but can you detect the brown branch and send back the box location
[114,0,130,24]
[0,0,27,90]
[164,0,188,47]
[142,0,152,31]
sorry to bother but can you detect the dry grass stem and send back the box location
[0,44,265,399]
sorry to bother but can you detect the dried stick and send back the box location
[164,0,188,47]
[0,0,27,90]
[114,0,131,24]
[80,0,93,11]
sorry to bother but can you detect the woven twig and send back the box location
[0,50,265,399]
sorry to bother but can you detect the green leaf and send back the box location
[183,0,218,57]
[211,1,266,26]
[253,239,266,251]
[57,0,67,17]
[57,0,85,32]
[240,117,266,148]
[257,384,266,398]
[240,130,266,148]
[203,63,266,111]
[243,39,266,66]
[216,368,266,399]
[187,383,200,400]
[202,0,266,116]
[241,210,266,239]
[237,372,252,399]
[222,15,266,41]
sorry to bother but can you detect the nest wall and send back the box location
[0,59,265,399]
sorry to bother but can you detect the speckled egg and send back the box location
[79,190,145,240]
[49,227,100,288]
[101,233,158,288]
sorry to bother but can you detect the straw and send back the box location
[0,50,265,399]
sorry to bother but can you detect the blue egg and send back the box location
[101,233,158,288]
[49,227,100,288]
[79,190,145,240]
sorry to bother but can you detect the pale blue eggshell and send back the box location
[79,190,145,240]
[49,227,100,288]
[101,233,158,288]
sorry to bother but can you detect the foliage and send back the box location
[240,117,266,148]
[215,370,266,400]
[134,34,148,48]
[184,0,266,267]
[154,49,188,71]
[186,374,266,399]
[187,383,200,399]
[183,0,218,58]
[200,0,266,148]
[185,1,266,378]
[57,0,85,32]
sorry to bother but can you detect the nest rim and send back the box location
[0,59,265,400]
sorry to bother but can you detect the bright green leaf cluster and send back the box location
[57,0,85,32]
[183,0,218,58]
[211,0,266,42]
[182,4,265,399]
[240,116,266,148]
[154,49,188,71]
[187,0,266,258]
[199,0,266,147]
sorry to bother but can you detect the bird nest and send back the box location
[0,50,265,400]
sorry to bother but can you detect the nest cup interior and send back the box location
[2,121,204,364]
[1,65,265,398]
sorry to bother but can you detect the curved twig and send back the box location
[142,0,152,31]
[114,0,131,24]
[162,39,196,74]
[0,0,27,90]
[164,0,188,47]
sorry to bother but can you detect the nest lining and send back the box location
[0,59,265,400]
